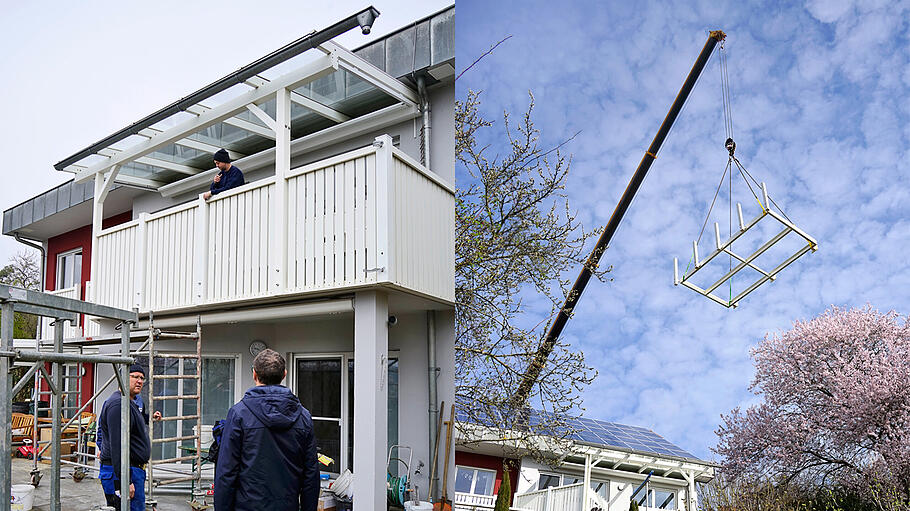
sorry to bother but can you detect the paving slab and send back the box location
[10,458,208,511]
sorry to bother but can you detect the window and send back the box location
[634,487,676,509]
[652,488,676,510]
[56,249,82,290]
[140,355,238,462]
[538,473,561,491]
[537,474,608,500]
[590,480,608,500]
[294,354,399,474]
[455,466,496,496]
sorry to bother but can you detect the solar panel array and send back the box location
[458,408,698,461]
[559,416,697,460]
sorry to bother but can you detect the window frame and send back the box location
[455,465,497,496]
[55,248,82,291]
[290,350,400,475]
[144,352,241,465]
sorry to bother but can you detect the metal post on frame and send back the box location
[0,302,13,511]
[50,317,65,509]
[120,315,133,511]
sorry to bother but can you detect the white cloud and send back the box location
[459,0,910,460]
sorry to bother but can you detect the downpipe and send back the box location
[416,75,432,168]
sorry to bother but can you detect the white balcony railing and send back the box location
[454,492,531,511]
[90,136,454,314]
[514,483,584,511]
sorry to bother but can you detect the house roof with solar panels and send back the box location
[454,408,715,510]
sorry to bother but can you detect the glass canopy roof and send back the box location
[61,41,417,191]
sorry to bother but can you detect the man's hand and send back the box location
[203,191,212,200]
[213,173,222,183]
[153,411,162,421]
[129,483,135,499]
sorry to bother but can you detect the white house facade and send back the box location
[3,6,455,510]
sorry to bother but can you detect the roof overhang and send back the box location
[455,421,715,483]
[59,9,419,196]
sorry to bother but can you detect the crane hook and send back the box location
[725,137,736,156]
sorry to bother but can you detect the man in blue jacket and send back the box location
[97,363,160,511]
[203,148,245,200]
[215,349,319,511]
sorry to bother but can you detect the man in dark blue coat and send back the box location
[203,148,245,200]
[97,363,159,511]
[214,349,319,511]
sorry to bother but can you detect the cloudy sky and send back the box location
[0,0,450,263]
[456,0,910,460]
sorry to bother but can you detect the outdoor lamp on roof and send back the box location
[357,7,379,34]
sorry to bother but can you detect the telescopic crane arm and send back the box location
[509,30,726,410]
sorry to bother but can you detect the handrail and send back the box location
[285,145,378,180]
[391,146,454,193]
[98,219,140,237]
[144,200,199,223]
[206,174,277,203]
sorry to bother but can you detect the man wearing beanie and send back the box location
[203,148,245,200]
[97,363,160,511]
[215,349,319,511]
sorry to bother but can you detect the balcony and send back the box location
[88,137,453,315]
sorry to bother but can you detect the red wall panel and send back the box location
[41,210,131,411]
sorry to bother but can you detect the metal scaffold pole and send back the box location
[0,302,13,511]
[0,285,137,511]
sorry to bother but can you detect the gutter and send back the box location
[53,6,380,172]
[13,233,46,339]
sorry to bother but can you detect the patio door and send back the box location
[295,357,344,470]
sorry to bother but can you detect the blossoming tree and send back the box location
[715,306,910,495]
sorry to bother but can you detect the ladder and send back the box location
[136,316,204,508]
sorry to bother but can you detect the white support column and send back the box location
[583,453,592,511]
[135,212,149,311]
[683,470,696,511]
[193,194,209,304]
[91,174,105,291]
[353,290,388,510]
[373,135,393,283]
[271,87,291,292]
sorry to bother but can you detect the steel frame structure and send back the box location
[0,285,138,511]
[674,183,818,308]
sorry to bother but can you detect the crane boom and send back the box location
[510,30,726,410]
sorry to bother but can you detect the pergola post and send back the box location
[272,87,291,292]
[583,454,592,510]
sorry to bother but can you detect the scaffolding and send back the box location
[0,284,138,511]
[59,315,206,509]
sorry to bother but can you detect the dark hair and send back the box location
[253,349,285,385]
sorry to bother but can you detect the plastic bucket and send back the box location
[194,425,214,446]
[10,484,35,511]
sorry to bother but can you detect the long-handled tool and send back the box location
[434,403,455,511]
[428,401,445,501]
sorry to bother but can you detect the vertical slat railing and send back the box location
[206,181,274,303]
